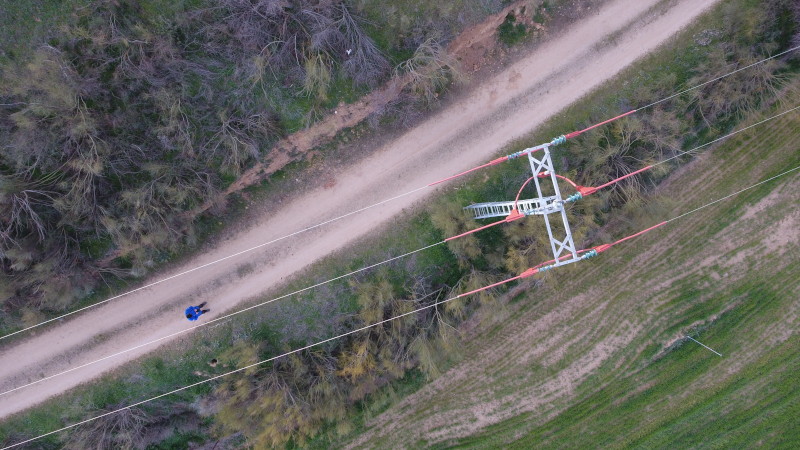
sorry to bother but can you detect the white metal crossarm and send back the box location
[465,196,556,219]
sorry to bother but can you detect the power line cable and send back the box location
[552,105,800,202]
[433,46,800,182]
[0,242,445,397]
[2,104,796,397]
[0,186,428,341]
[666,165,799,223]
[639,44,800,110]
[654,105,800,168]
[2,45,796,342]
[4,165,798,449]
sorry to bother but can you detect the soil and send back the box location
[0,0,721,421]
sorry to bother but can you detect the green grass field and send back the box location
[343,88,800,448]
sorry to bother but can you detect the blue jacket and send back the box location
[185,306,203,321]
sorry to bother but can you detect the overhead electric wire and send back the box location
[639,44,800,110]
[655,104,800,168]
[0,186,429,341]
[665,165,800,223]
[685,336,723,357]
[6,164,798,450]
[2,104,796,398]
[552,105,800,201]
[430,45,800,184]
[3,46,797,342]
[563,110,638,139]
[457,221,673,295]
[0,241,444,398]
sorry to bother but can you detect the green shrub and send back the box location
[498,13,528,46]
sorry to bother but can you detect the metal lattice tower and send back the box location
[465,144,580,267]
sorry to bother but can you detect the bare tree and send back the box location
[62,405,148,450]
[334,4,389,86]
[689,46,787,124]
[206,108,276,175]
[396,38,462,104]
[0,176,55,246]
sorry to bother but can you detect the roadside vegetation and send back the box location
[1,0,799,448]
[0,0,504,333]
[498,12,529,46]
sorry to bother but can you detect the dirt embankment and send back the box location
[191,0,537,216]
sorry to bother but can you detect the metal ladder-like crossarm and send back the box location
[464,196,557,220]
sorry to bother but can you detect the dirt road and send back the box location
[0,0,721,420]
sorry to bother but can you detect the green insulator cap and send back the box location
[566,192,583,203]
[582,249,598,260]
[550,135,567,146]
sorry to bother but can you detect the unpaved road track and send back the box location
[0,0,720,420]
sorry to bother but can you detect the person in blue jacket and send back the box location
[185,302,210,321]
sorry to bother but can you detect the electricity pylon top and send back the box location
[465,143,580,268]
